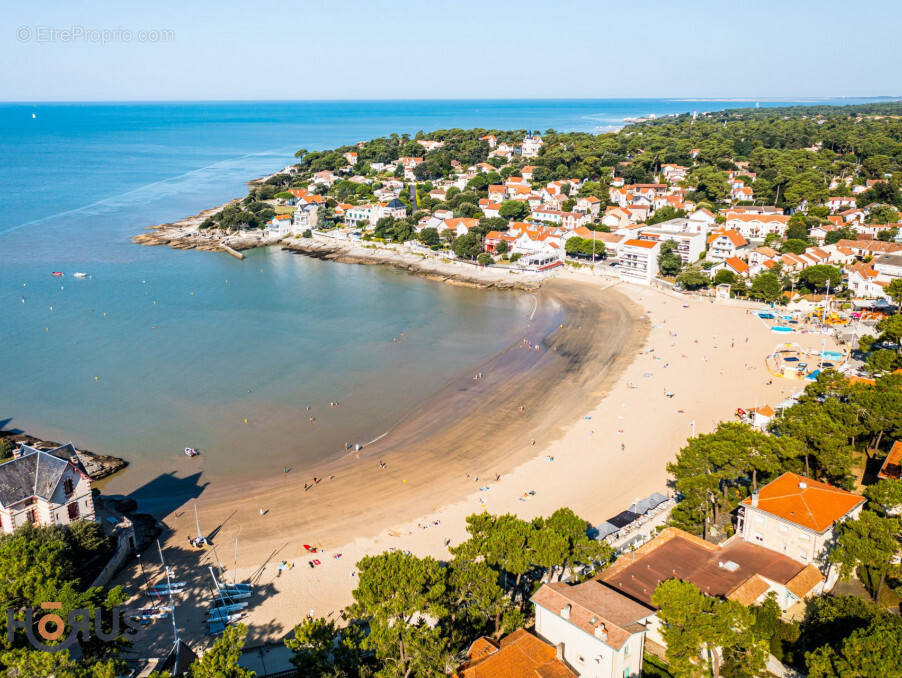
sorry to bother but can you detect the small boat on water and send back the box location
[185,447,199,457]
[51,272,63,277]
[73,272,88,278]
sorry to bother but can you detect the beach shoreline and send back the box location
[113,275,647,646]
[112,272,840,653]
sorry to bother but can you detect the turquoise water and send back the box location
[0,98,879,498]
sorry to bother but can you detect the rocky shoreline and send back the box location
[1,429,128,480]
[133,213,546,291]
[281,237,544,290]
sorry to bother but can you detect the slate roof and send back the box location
[0,444,80,508]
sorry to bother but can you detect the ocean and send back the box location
[0,98,878,499]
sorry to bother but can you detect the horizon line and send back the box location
[0,95,898,105]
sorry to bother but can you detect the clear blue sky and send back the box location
[3,0,900,101]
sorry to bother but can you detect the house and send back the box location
[292,204,319,231]
[521,135,544,158]
[724,214,789,240]
[455,628,576,678]
[846,263,888,299]
[835,239,902,258]
[531,580,653,678]
[0,444,96,534]
[416,139,444,152]
[444,217,479,237]
[826,196,856,212]
[479,134,497,148]
[478,200,502,219]
[521,165,536,181]
[706,230,749,262]
[711,256,750,278]
[601,206,635,230]
[637,228,705,264]
[572,228,626,258]
[483,230,518,254]
[731,185,754,202]
[738,472,865,566]
[266,213,294,236]
[618,239,660,285]
[575,196,602,217]
[600,527,825,616]
[312,170,336,187]
[661,163,688,183]
[343,151,358,166]
[488,185,506,202]
[839,207,865,224]
[747,246,780,275]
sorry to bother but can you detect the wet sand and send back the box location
[116,277,644,650]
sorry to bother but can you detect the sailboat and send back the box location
[192,504,207,546]
[207,601,248,616]
[209,566,253,597]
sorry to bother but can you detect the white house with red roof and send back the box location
[706,230,749,262]
[343,151,358,166]
[530,580,653,678]
[738,472,864,567]
[724,213,789,240]
[618,239,661,285]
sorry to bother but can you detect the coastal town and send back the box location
[6,102,902,678]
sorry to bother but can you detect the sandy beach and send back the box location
[114,272,838,654]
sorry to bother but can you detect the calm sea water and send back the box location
[0,98,879,498]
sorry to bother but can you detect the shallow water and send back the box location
[0,98,877,498]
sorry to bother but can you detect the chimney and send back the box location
[751,491,759,507]
[555,642,565,661]
[594,623,608,642]
[798,481,807,489]
[560,604,571,620]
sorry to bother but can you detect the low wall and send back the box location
[91,517,135,588]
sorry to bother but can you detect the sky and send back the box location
[2,0,900,101]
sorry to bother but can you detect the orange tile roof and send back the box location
[756,405,775,417]
[741,472,864,532]
[623,238,658,249]
[726,574,771,606]
[878,441,902,481]
[786,564,825,598]
[725,257,749,274]
[457,629,576,678]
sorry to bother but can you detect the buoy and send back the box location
[45,327,49,332]
[94,376,99,381]
[103,312,107,317]
[243,418,248,424]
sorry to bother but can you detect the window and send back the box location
[67,503,79,520]
[27,509,37,524]
[63,478,75,498]
[624,643,630,656]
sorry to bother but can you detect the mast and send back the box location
[157,540,179,648]
[194,503,204,544]
[233,537,239,587]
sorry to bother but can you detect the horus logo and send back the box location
[7,602,148,652]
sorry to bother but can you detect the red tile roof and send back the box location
[878,441,902,481]
[456,629,576,678]
[741,472,864,532]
